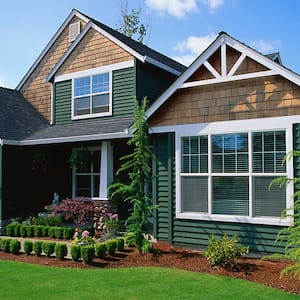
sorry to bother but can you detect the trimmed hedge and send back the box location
[70,245,81,261]
[24,241,33,255]
[63,227,74,240]
[116,238,125,252]
[54,227,63,239]
[95,243,107,259]
[34,225,43,237]
[33,241,42,257]
[106,240,117,255]
[0,238,10,252]
[81,245,95,264]
[42,226,49,237]
[55,243,68,259]
[42,242,56,257]
[20,225,27,237]
[9,239,21,255]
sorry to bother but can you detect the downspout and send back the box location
[0,139,3,233]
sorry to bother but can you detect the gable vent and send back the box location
[69,22,81,42]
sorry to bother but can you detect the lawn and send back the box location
[0,261,298,299]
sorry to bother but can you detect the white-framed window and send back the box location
[72,142,113,200]
[169,116,297,226]
[72,72,111,119]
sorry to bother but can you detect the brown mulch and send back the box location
[0,243,299,295]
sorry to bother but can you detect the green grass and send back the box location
[0,260,298,300]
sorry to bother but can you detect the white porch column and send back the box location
[99,141,113,200]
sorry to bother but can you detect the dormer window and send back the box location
[72,72,112,119]
[69,22,81,42]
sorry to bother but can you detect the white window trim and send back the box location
[71,142,113,200]
[169,116,297,226]
[71,71,112,120]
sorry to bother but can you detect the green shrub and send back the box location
[24,241,33,255]
[204,235,249,267]
[106,240,117,255]
[48,227,55,238]
[42,242,56,257]
[95,243,107,259]
[55,243,68,259]
[81,245,95,264]
[33,241,42,257]
[9,239,21,255]
[54,227,63,239]
[34,225,43,237]
[6,224,15,236]
[33,216,63,227]
[26,226,34,237]
[42,226,49,237]
[63,227,74,240]
[116,237,125,252]
[70,245,81,261]
[0,239,10,252]
[20,225,27,237]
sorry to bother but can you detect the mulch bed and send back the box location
[0,243,299,295]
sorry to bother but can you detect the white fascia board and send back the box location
[0,139,3,146]
[19,131,130,146]
[46,22,93,82]
[16,9,89,90]
[91,23,145,63]
[145,35,223,119]
[225,35,300,86]
[1,139,20,146]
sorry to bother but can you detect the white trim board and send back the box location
[16,9,89,90]
[146,32,300,120]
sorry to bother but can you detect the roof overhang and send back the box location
[146,32,300,120]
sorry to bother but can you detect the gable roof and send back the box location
[146,31,300,120]
[0,87,48,141]
[16,9,185,89]
[46,10,185,82]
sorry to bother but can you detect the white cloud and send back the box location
[172,33,216,65]
[202,0,224,11]
[145,0,198,18]
[250,40,278,53]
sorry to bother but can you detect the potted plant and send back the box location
[105,213,119,237]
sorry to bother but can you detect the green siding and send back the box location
[152,132,288,254]
[54,67,135,124]
[136,61,177,106]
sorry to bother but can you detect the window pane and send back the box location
[92,73,109,93]
[191,156,199,173]
[253,132,262,152]
[75,175,91,198]
[182,137,189,154]
[224,154,235,173]
[253,176,286,217]
[212,155,222,172]
[92,175,100,198]
[275,131,286,151]
[200,136,208,153]
[212,135,222,153]
[237,154,248,172]
[92,150,101,173]
[190,136,199,154]
[182,156,190,173]
[212,176,249,215]
[276,152,285,173]
[74,96,90,116]
[74,77,90,96]
[200,155,208,173]
[264,153,274,173]
[181,176,208,212]
[264,132,274,151]
[92,94,109,113]
[252,153,262,172]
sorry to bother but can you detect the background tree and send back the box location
[116,0,149,43]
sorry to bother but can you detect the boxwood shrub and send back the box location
[48,227,55,238]
[20,225,27,237]
[5,224,15,236]
[106,240,117,255]
[33,241,42,257]
[24,240,33,255]
[116,237,125,252]
[70,245,81,261]
[26,226,34,237]
[9,239,21,255]
[42,241,56,257]
[95,243,107,259]
[54,227,63,239]
[0,238,10,252]
[55,243,68,259]
[81,245,95,264]
[42,226,49,237]
[63,227,74,240]
[33,225,43,237]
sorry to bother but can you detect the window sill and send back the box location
[72,111,112,120]
[176,212,292,226]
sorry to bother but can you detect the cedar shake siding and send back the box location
[20,16,87,122]
[56,27,134,76]
[149,76,300,126]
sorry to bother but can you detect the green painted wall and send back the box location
[152,132,288,254]
[136,61,177,106]
[54,67,135,124]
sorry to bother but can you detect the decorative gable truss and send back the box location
[146,32,300,119]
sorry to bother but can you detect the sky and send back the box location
[0,0,299,89]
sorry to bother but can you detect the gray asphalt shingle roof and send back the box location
[0,87,48,140]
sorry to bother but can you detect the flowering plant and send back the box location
[105,213,119,229]
[73,229,94,244]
